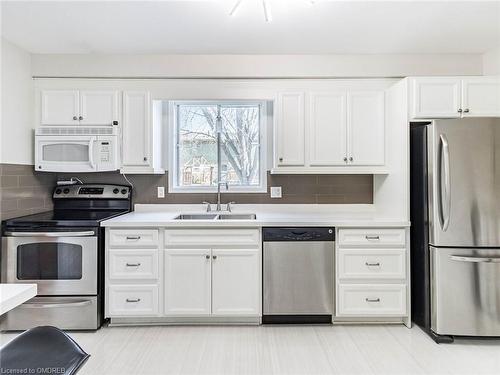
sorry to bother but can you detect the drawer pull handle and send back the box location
[365,298,380,303]
[126,263,141,267]
[365,235,380,240]
[126,298,141,303]
[365,262,380,267]
[126,236,141,240]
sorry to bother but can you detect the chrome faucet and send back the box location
[216,182,228,211]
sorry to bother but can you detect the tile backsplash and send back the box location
[1,164,373,220]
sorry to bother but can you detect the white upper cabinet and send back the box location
[411,77,461,119]
[41,90,79,125]
[79,91,119,126]
[275,92,305,166]
[461,77,500,117]
[211,249,260,316]
[309,92,347,166]
[40,89,119,126]
[347,91,385,166]
[410,76,500,119]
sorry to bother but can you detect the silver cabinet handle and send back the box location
[126,263,141,267]
[365,235,380,240]
[349,157,353,162]
[126,298,141,303]
[450,255,500,263]
[439,134,451,231]
[343,157,348,162]
[73,116,78,120]
[279,157,283,162]
[458,108,463,113]
[5,231,95,237]
[205,255,210,259]
[212,255,217,259]
[23,300,92,308]
[79,116,83,120]
[365,262,380,267]
[463,109,470,113]
[126,236,141,240]
[143,157,148,162]
[365,298,380,303]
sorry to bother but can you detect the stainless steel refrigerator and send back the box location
[410,118,500,343]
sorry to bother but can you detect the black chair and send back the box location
[0,326,89,375]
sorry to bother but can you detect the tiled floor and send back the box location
[1,324,500,375]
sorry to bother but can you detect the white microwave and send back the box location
[35,127,119,172]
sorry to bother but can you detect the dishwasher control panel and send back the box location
[262,227,334,241]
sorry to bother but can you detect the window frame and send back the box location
[168,100,267,193]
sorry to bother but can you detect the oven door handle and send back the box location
[22,300,93,308]
[4,231,96,237]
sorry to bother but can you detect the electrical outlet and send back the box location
[270,186,282,198]
[157,186,165,198]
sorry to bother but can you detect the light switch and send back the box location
[270,186,282,198]
[157,186,165,198]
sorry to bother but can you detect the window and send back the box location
[169,101,266,193]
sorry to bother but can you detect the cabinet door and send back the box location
[211,249,260,316]
[462,77,500,117]
[411,78,461,118]
[122,91,151,167]
[309,92,347,166]
[348,91,385,166]
[164,249,211,316]
[41,90,79,125]
[80,90,119,125]
[275,92,305,166]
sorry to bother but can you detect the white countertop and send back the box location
[0,284,37,315]
[101,204,410,228]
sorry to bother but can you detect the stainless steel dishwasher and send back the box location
[262,227,334,324]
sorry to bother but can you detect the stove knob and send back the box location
[121,189,128,194]
[55,189,62,194]
[63,188,70,194]
[113,188,119,194]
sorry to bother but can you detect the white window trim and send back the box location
[168,100,267,194]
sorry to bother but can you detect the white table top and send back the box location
[0,284,37,315]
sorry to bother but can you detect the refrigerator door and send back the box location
[431,246,500,336]
[428,118,500,247]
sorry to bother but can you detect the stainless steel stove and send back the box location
[1,184,131,331]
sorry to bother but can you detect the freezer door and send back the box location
[428,118,500,247]
[431,246,500,336]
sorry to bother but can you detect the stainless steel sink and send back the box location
[174,214,218,220]
[217,214,257,220]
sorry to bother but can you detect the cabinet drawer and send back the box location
[338,228,405,247]
[108,285,159,316]
[337,284,407,317]
[337,249,406,280]
[109,250,159,280]
[109,229,158,247]
[165,229,259,247]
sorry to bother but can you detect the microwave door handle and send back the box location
[4,231,96,237]
[89,137,96,170]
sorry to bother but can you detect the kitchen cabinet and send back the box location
[410,76,500,119]
[41,89,118,126]
[275,92,305,166]
[275,89,386,172]
[211,249,260,316]
[121,91,164,174]
[164,249,212,316]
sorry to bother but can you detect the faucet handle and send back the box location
[226,201,236,212]
[202,201,212,212]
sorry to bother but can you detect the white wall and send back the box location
[483,48,500,75]
[31,53,483,78]
[1,38,33,164]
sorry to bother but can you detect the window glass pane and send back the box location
[177,105,218,187]
[17,243,83,280]
[220,105,260,186]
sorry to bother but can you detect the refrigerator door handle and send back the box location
[450,255,500,263]
[439,134,451,231]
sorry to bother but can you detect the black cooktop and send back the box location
[2,209,129,228]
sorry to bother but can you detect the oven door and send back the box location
[35,135,98,172]
[1,230,98,295]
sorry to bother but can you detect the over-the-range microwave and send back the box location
[35,127,119,172]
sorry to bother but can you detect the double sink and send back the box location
[174,213,257,221]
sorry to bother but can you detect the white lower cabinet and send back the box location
[337,284,407,316]
[211,249,260,316]
[108,285,159,316]
[164,249,212,316]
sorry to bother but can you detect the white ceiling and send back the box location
[1,0,499,54]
